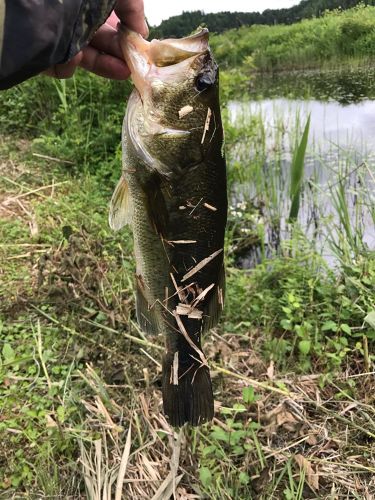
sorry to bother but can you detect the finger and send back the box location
[106,11,119,29]
[44,53,82,79]
[79,45,130,79]
[90,23,123,60]
[115,0,149,37]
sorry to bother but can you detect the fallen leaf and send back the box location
[295,454,319,491]
[264,403,299,433]
[46,414,58,428]
[306,432,318,446]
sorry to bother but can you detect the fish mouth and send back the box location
[119,27,210,98]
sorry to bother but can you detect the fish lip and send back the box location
[119,24,209,53]
[119,26,210,69]
[119,28,213,99]
[160,28,209,54]
[183,27,209,39]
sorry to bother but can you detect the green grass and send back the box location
[288,115,310,221]
[211,4,375,72]
[0,64,374,498]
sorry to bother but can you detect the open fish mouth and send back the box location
[118,26,211,98]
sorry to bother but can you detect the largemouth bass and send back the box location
[109,27,227,426]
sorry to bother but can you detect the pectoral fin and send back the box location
[109,176,133,231]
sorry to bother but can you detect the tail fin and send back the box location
[162,353,214,427]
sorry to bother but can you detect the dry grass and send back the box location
[16,298,374,498]
[24,331,373,499]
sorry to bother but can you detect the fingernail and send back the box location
[143,19,149,38]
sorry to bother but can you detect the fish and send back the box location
[109,26,227,426]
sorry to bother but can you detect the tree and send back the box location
[149,0,375,38]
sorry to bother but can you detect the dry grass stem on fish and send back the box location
[166,239,197,245]
[169,272,187,303]
[190,283,215,307]
[181,249,223,282]
[201,107,212,144]
[203,202,217,211]
[171,352,179,386]
[175,303,203,320]
[173,312,208,368]
[178,105,194,119]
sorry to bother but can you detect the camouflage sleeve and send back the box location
[0,0,116,90]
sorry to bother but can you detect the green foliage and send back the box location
[150,1,375,38]
[197,392,262,498]
[225,247,375,370]
[150,11,257,38]
[219,68,253,102]
[0,146,135,492]
[0,71,132,179]
[0,318,82,490]
[211,4,375,72]
[242,386,261,404]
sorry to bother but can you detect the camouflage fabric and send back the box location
[0,0,116,90]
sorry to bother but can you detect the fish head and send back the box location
[120,27,221,174]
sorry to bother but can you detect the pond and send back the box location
[227,67,375,268]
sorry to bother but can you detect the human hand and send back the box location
[45,0,148,80]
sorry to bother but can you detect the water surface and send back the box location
[228,68,375,268]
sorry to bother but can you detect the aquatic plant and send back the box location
[289,115,311,221]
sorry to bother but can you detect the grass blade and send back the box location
[289,114,310,221]
[114,425,132,500]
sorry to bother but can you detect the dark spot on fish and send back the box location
[195,74,214,92]
[195,56,218,92]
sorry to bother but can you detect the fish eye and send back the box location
[195,75,214,92]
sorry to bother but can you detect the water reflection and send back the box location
[249,67,375,105]
[229,98,375,152]
[227,73,375,268]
